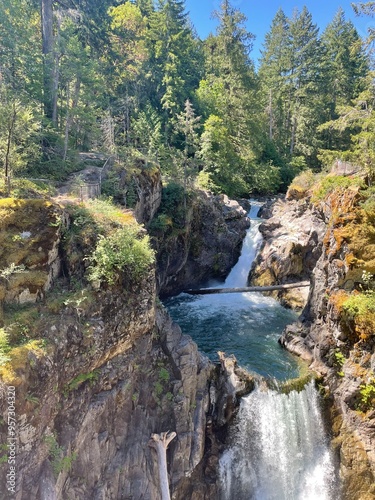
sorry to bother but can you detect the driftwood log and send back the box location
[185,281,310,295]
[149,431,176,500]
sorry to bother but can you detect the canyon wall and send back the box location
[252,185,375,499]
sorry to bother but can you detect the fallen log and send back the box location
[185,281,310,295]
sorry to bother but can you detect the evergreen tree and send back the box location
[146,0,202,138]
[258,9,291,150]
[259,7,323,168]
[197,0,263,196]
[176,99,200,191]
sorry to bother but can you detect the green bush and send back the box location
[311,175,364,202]
[87,225,155,285]
[148,214,173,235]
[342,291,375,340]
[359,380,375,411]
[149,182,188,231]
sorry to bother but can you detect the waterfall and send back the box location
[224,202,263,288]
[219,382,337,500]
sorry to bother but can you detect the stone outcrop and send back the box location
[248,197,326,309]
[154,191,250,297]
[133,167,162,225]
[257,190,375,498]
[0,261,215,499]
[0,199,64,310]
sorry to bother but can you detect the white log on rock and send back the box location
[149,431,176,500]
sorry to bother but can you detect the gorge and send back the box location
[0,173,375,499]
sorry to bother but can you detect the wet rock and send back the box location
[248,197,326,309]
[154,190,250,297]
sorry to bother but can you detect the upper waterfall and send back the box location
[224,202,263,288]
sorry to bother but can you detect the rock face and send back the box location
[154,191,250,297]
[0,265,215,499]
[257,192,375,497]
[133,167,162,225]
[248,197,326,309]
[0,199,64,310]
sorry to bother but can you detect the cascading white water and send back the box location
[166,200,338,496]
[219,382,337,500]
[224,202,263,288]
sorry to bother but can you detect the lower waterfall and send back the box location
[219,382,337,500]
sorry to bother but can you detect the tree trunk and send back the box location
[290,115,297,155]
[41,0,54,121]
[149,431,176,500]
[63,77,81,160]
[269,89,273,141]
[5,104,17,195]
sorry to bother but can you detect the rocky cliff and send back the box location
[150,189,250,297]
[248,197,325,309]
[0,189,250,499]
[252,174,375,498]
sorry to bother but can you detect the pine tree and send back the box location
[197,0,263,196]
[146,0,202,139]
[176,99,200,192]
[258,9,291,149]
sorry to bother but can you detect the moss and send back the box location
[253,268,274,287]
[0,198,62,269]
[0,340,46,385]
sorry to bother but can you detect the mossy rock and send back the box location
[0,198,62,269]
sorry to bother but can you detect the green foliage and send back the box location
[0,0,372,198]
[359,379,375,411]
[0,98,40,185]
[0,178,56,199]
[334,349,345,376]
[67,371,99,392]
[44,434,77,478]
[25,393,40,405]
[311,175,364,202]
[0,329,11,366]
[154,381,163,397]
[158,367,170,383]
[87,225,155,285]
[342,291,375,340]
[149,182,188,234]
[250,162,282,194]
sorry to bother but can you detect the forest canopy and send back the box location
[0,0,373,197]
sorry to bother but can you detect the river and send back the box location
[164,201,339,499]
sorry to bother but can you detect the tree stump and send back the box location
[149,431,176,500]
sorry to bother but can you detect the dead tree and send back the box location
[149,431,176,500]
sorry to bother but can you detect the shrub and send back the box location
[359,380,375,411]
[342,291,375,340]
[288,169,315,193]
[149,182,188,231]
[311,175,364,202]
[87,225,155,285]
